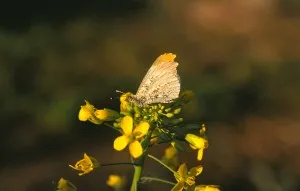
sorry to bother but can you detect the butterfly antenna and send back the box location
[115,90,125,94]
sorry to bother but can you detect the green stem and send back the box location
[130,125,156,191]
[103,122,115,128]
[140,176,176,186]
[148,154,177,174]
[130,165,143,191]
[103,122,122,133]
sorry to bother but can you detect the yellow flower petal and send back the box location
[189,166,203,176]
[94,110,106,120]
[120,116,133,135]
[94,109,119,121]
[195,185,220,191]
[78,108,91,121]
[174,163,204,190]
[129,140,143,158]
[114,135,130,151]
[83,153,92,162]
[120,92,133,102]
[78,101,95,121]
[177,163,188,177]
[189,144,198,150]
[197,148,204,161]
[162,146,179,170]
[185,134,207,149]
[133,121,150,138]
[185,177,196,186]
[69,153,98,176]
[78,168,93,176]
[165,146,177,159]
[120,92,133,112]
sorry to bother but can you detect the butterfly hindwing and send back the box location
[134,53,180,106]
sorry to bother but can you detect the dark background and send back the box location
[1,0,300,190]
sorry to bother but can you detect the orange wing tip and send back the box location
[157,53,176,62]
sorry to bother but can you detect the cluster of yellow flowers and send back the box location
[57,53,220,191]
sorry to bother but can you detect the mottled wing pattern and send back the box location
[134,54,180,106]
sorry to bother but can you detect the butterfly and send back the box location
[129,53,181,106]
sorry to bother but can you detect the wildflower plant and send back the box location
[58,53,220,191]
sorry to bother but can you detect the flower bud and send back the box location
[179,90,195,104]
[185,134,208,149]
[173,108,181,114]
[94,108,119,121]
[200,124,206,135]
[134,106,141,114]
[57,178,77,191]
[153,113,159,121]
[171,118,183,125]
[113,122,119,128]
[165,108,171,112]
[166,113,174,118]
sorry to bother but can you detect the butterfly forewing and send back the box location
[134,54,180,106]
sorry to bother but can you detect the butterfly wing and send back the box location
[135,53,180,106]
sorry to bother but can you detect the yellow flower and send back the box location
[94,108,119,121]
[78,101,102,124]
[57,177,77,191]
[69,153,99,176]
[106,174,126,189]
[165,145,177,159]
[162,145,179,170]
[171,163,203,191]
[120,92,133,112]
[113,116,150,158]
[78,100,94,121]
[194,185,220,191]
[185,134,208,161]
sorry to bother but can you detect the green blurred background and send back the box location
[1,0,300,190]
